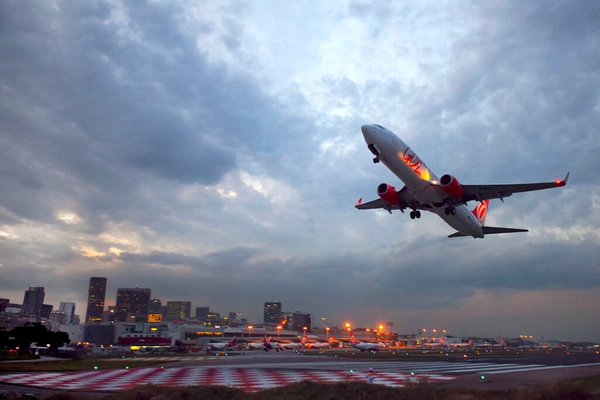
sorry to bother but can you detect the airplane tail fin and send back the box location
[350,332,357,343]
[449,200,527,237]
[471,200,489,225]
[301,334,307,344]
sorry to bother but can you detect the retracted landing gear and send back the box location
[444,207,456,215]
[410,210,421,219]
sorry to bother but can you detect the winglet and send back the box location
[355,198,362,207]
[556,172,570,187]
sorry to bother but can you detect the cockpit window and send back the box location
[374,124,386,130]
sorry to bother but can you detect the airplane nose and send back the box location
[361,124,375,142]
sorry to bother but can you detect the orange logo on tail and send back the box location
[472,200,489,225]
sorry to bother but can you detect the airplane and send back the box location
[349,332,381,352]
[422,337,446,348]
[355,124,569,238]
[445,338,473,348]
[306,335,335,349]
[246,341,265,350]
[205,336,236,351]
[262,335,283,352]
[281,335,307,350]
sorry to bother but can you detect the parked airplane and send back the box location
[355,124,569,238]
[349,332,381,352]
[246,341,265,350]
[282,335,307,350]
[263,335,283,352]
[205,337,236,351]
[306,335,335,349]
[445,338,473,348]
[422,337,446,348]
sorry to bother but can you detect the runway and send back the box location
[1,352,599,393]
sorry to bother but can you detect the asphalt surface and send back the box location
[1,350,599,398]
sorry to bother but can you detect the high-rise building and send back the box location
[291,312,311,332]
[48,310,67,324]
[148,299,164,322]
[86,277,107,323]
[104,306,117,323]
[22,287,45,319]
[59,302,76,323]
[115,288,151,322]
[149,299,162,311]
[40,304,53,319]
[195,307,209,319]
[207,312,221,322]
[165,301,191,321]
[263,302,282,324]
[228,311,237,323]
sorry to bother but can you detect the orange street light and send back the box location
[277,325,282,339]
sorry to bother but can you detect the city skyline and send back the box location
[1,1,599,342]
[0,280,596,342]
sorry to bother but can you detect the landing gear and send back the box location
[444,207,456,216]
[373,157,380,163]
[410,210,421,219]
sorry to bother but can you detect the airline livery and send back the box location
[356,124,569,238]
[350,331,381,352]
[205,337,236,351]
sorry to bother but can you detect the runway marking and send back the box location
[483,362,600,375]
[1,361,598,392]
[0,367,452,392]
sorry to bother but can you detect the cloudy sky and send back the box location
[1,1,599,341]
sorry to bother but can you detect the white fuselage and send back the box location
[353,343,380,351]
[361,124,485,238]
[206,342,234,350]
[282,342,304,350]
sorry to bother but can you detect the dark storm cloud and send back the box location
[374,238,600,293]
[1,1,236,184]
[0,1,316,233]
[437,0,600,182]
[119,251,202,266]
[92,236,600,319]
[117,246,261,269]
[1,0,599,340]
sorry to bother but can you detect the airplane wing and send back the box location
[355,187,426,212]
[460,172,569,203]
[355,198,392,210]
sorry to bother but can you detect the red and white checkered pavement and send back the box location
[0,367,455,392]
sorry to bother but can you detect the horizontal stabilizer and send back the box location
[448,226,529,238]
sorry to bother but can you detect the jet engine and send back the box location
[440,174,463,198]
[377,183,400,205]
